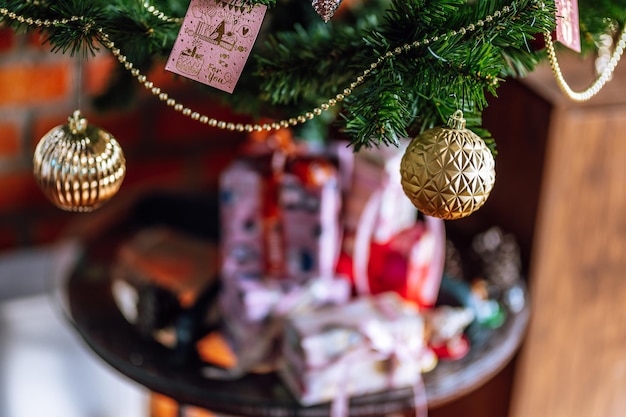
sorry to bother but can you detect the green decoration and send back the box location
[0,0,624,150]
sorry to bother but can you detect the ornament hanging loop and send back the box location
[447,110,466,130]
[69,110,88,135]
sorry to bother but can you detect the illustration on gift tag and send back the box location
[166,0,267,93]
[175,45,204,76]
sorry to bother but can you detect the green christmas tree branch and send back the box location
[0,0,624,150]
[328,0,554,148]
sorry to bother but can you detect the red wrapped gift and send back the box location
[333,142,446,309]
[220,132,344,284]
[219,152,285,281]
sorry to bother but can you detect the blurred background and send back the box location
[1,12,626,417]
[0,26,542,417]
[0,28,249,417]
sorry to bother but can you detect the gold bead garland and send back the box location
[544,25,626,102]
[0,1,525,133]
[142,1,183,24]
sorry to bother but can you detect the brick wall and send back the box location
[0,28,248,252]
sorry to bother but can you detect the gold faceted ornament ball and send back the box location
[33,110,126,212]
[400,111,495,220]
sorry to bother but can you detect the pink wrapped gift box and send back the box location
[279,292,435,406]
[218,273,352,375]
[219,153,283,280]
[280,155,342,283]
[219,151,342,284]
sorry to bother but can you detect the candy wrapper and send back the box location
[279,292,436,406]
[425,305,474,360]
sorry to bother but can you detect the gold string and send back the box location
[1,2,525,133]
[141,1,183,24]
[544,26,626,102]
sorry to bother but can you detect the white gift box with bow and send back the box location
[279,292,434,406]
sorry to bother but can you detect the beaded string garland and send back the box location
[2,1,623,215]
[1,2,622,131]
[0,1,542,134]
[544,26,626,102]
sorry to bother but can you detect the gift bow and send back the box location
[330,314,428,417]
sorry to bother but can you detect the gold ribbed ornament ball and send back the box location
[400,111,495,220]
[33,110,126,212]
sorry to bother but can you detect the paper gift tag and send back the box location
[555,0,581,53]
[166,0,267,93]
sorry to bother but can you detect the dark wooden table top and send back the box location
[59,191,530,416]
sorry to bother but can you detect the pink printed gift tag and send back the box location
[555,0,581,53]
[166,0,267,93]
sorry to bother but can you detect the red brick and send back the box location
[0,61,72,107]
[27,29,48,50]
[84,53,117,96]
[84,109,143,150]
[0,170,46,213]
[0,120,21,158]
[151,99,250,144]
[30,213,74,245]
[198,148,240,187]
[0,28,15,52]
[146,59,183,92]
[121,156,188,188]
[0,222,19,251]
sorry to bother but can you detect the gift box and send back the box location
[111,227,219,338]
[280,155,342,282]
[279,292,435,406]
[218,138,348,375]
[219,153,284,280]
[217,273,352,375]
[338,142,418,251]
[220,146,343,284]
[332,141,446,309]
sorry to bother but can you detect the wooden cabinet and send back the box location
[430,75,552,417]
[509,51,626,417]
[433,48,626,417]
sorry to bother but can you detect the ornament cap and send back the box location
[68,110,88,135]
[446,110,466,130]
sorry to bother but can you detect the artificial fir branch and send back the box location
[256,16,380,106]
[0,0,623,149]
[327,0,555,148]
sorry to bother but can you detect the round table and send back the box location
[60,192,530,416]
